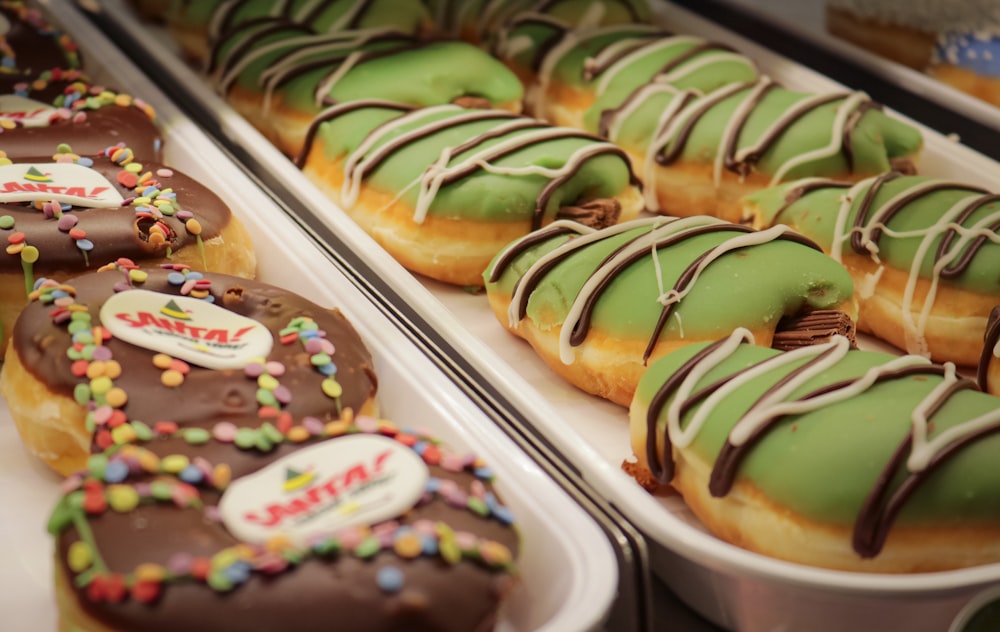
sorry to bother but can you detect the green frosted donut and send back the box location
[633,328,1000,571]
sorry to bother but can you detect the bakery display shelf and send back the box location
[79,1,1000,631]
[668,0,1000,153]
[0,2,631,631]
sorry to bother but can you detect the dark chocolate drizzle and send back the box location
[978,306,1000,392]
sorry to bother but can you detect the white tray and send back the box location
[0,3,621,630]
[84,1,1000,630]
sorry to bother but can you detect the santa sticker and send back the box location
[219,435,430,545]
[0,162,124,207]
[100,289,273,370]
[0,95,61,128]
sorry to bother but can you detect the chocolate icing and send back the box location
[0,151,232,282]
[0,2,81,92]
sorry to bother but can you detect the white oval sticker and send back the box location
[99,289,273,370]
[0,95,60,128]
[219,435,430,545]
[0,162,124,207]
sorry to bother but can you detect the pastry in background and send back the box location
[928,28,1000,108]
[0,0,82,93]
[826,0,1000,107]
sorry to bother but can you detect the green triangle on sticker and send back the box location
[159,299,191,320]
[24,166,52,183]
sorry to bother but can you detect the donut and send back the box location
[208,17,525,158]
[0,261,376,475]
[597,77,921,223]
[978,306,1000,397]
[483,216,857,406]
[165,0,435,65]
[437,0,653,45]
[928,27,1000,108]
[629,327,1000,573]
[48,417,519,632]
[0,146,256,358]
[492,18,759,130]
[0,1,81,93]
[0,69,162,160]
[296,101,644,286]
[742,172,1000,366]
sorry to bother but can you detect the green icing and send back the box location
[637,341,1000,526]
[315,106,633,222]
[214,23,523,113]
[602,83,922,181]
[174,0,431,38]
[485,219,855,340]
[745,175,1000,295]
[581,36,759,131]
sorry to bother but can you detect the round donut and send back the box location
[0,147,256,355]
[0,69,162,160]
[48,418,518,632]
[979,306,1000,397]
[297,101,644,286]
[492,18,758,130]
[742,173,1000,366]
[164,0,435,65]
[0,262,376,475]
[208,17,524,158]
[629,327,1000,573]
[483,216,857,406]
[0,1,81,93]
[928,28,1000,108]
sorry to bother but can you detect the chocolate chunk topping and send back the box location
[772,310,857,351]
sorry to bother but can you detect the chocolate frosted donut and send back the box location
[48,417,518,632]
[0,1,81,92]
[0,261,344,474]
[0,70,162,160]
[630,327,1000,573]
[0,146,256,354]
